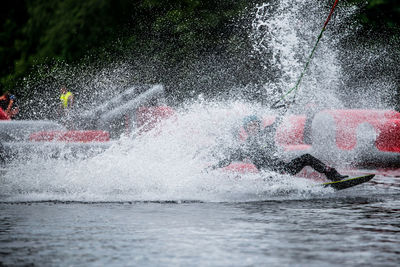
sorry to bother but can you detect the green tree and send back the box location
[346,0,400,33]
[1,0,400,104]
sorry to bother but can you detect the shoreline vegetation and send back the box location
[1,0,399,115]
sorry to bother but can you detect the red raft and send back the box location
[0,108,10,120]
[29,130,110,142]
[223,109,400,177]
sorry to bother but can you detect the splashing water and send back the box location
[251,1,342,109]
[1,101,330,202]
[2,0,397,202]
[251,0,397,111]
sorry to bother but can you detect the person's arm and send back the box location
[68,94,74,108]
[210,148,244,170]
[5,99,13,115]
[212,158,233,169]
[10,106,19,118]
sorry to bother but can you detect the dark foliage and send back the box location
[0,0,399,107]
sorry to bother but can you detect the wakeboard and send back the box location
[322,174,375,190]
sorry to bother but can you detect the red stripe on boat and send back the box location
[29,130,110,142]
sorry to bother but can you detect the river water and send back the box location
[1,173,399,266]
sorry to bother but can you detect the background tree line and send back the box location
[1,0,399,110]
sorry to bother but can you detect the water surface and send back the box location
[1,175,399,266]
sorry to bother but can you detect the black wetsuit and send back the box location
[216,125,343,181]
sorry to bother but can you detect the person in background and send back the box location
[0,91,19,119]
[213,115,348,181]
[60,86,74,110]
[59,86,74,128]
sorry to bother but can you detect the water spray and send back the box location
[271,0,340,110]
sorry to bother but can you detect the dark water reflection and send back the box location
[0,190,399,266]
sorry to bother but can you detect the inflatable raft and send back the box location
[223,109,400,178]
[1,107,399,170]
[0,120,111,162]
